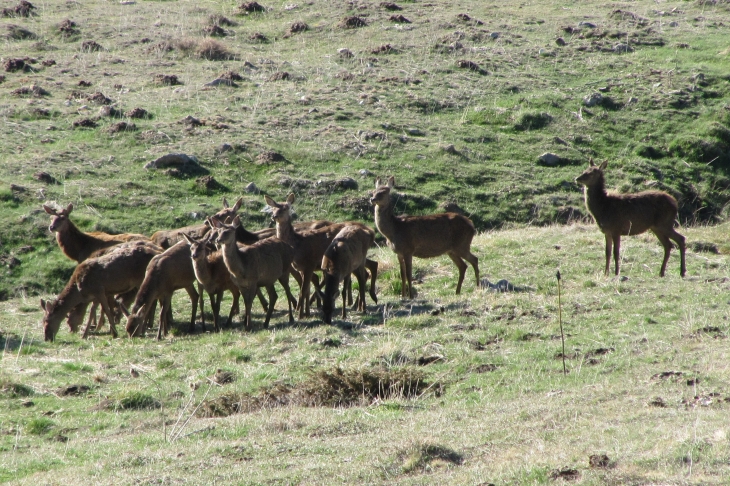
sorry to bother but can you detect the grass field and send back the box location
[2,0,730,483]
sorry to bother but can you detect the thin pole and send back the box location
[557,270,566,375]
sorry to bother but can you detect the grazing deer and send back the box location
[122,240,201,339]
[575,159,686,277]
[211,216,296,331]
[321,224,375,324]
[183,232,242,331]
[40,241,161,341]
[371,176,479,298]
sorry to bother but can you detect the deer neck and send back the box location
[48,284,83,329]
[584,176,609,220]
[192,254,213,286]
[57,221,93,263]
[219,238,246,278]
[275,218,299,245]
[374,200,398,242]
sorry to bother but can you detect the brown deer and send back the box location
[122,240,201,339]
[211,216,296,331]
[371,176,479,298]
[321,224,375,324]
[575,159,686,277]
[40,241,162,341]
[183,232,241,331]
[44,203,150,262]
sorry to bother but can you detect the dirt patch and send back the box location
[456,59,487,74]
[550,468,580,481]
[691,241,719,254]
[72,118,97,128]
[92,392,160,411]
[286,21,308,36]
[86,92,112,104]
[211,369,235,384]
[396,444,464,474]
[380,2,402,10]
[58,384,90,396]
[340,16,367,28]
[125,107,150,119]
[108,121,136,134]
[98,105,122,117]
[269,71,290,81]
[4,24,36,40]
[456,13,484,25]
[651,371,683,380]
[81,40,103,52]
[33,171,58,184]
[336,195,371,218]
[197,366,438,417]
[249,32,268,42]
[3,58,29,72]
[238,1,266,13]
[196,175,225,191]
[77,80,92,87]
[389,14,410,23]
[202,25,227,37]
[154,74,182,86]
[58,19,78,36]
[474,364,498,373]
[0,381,34,398]
[648,396,666,407]
[256,151,287,164]
[416,354,444,366]
[371,44,396,54]
[196,39,234,60]
[209,14,237,26]
[11,84,49,97]
[180,115,202,128]
[585,347,614,357]
[588,454,611,469]
[1,0,36,18]
[41,59,56,67]
[219,71,244,81]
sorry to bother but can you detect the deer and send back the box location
[264,195,379,317]
[210,216,296,331]
[122,240,201,339]
[575,159,686,277]
[40,241,162,341]
[321,224,376,324]
[371,176,480,298]
[183,232,241,331]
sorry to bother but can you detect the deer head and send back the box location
[43,203,73,232]
[264,194,296,225]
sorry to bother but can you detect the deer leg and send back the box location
[448,253,468,295]
[81,302,97,339]
[97,290,118,339]
[604,234,613,276]
[256,288,269,313]
[157,297,171,340]
[354,265,368,313]
[198,282,206,330]
[242,288,255,332]
[366,258,378,304]
[263,284,277,328]
[613,234,621,276]
[184,285,199,334]
[226,289,239,328]
[653,231,673,278]
[463,252,480,290]
[668,228,686,277]
[340,278,348,320]
[278,274,295,323]
[300,271,313,319]
[210,291,221,332]
[142,299,157,337]
[397,255,408,298]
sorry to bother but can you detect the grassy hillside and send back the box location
[1,0,730,298]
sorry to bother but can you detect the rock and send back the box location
[538,152,561,166]
[589,454,610,469]
[33,171,58,184]
[180,115,202,127]
[338,48,354,58]
[490,32,500,39]
[613,43,634,53]
[669,21,678,27]
[125,107,149,119]
[244,182,259,194]
[108,121,136,133]
[315,177,358,191]
[98,105,122,117]
[196,175,224,191]
[555,37,566,46]
[145,153,207,175]
[627,96,638,104]
[359,169,372,177]
[217,143,233,153]
[256,151,287,164]
[578,21,596,28]
[441,144,459,155]
[539,48,555,57]
[204,78,238,87]
[583,92,603,107]
[406,128,425,136]
[340,16,367,28]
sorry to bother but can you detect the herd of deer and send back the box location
[39,163,687,343]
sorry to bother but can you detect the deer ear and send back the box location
[40,298,46,311]
[232,215,241,228]
[588,157,595,167]
[599,160,608,170]
[387,176,395,189]
[264,195,277,208]
[232,197,243,212]
[182,233,195,245]
[65,203,73,214]
[286,193,296,205]
[42,205,57,215]
[119,303,130,318]
[222,197,230,208]
[375,177,382,189]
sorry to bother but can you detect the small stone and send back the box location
[669,21,678,27]
[539,48,555,57]
[204,78,238,87]
[338,48,354,58]
[245,182,259,194]
[555,37,566,46]
[441,144,458,155]
[583,92,603,107]
[406,128,425,136]
[578,21,596,28]
[538,152,561,166]
[490,32,499,39]
[613,43,634,53]
[217,143,233,153]
[359,169,372,177]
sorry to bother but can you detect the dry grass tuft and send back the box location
[396,443,464,474]
[4,24,36,40]
[196,38,234,60]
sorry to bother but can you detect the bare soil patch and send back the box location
[154,74,182,86]
[238,1,266,13]
[81,40,103,52]
[340,16,367,28]
[108,121,137,134]
[1,0,36,18]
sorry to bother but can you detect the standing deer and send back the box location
[575,159,686,277]
[211,216,296,331]
[40,241,161,341]
[321,224,375,324]
[371,176,479,298]
[183,232,241,331]
[151,197,245,249]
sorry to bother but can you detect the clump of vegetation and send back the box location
[395,443,464,474]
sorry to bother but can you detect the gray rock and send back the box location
[406,128,425,136]
[217,143,233,153]
[441,144,459,155]
[204,78,239,87]
[539,48,555,57]
[338,48,354,58]
[145,153,207,175]
[245,182,260,194]
[613,43,634,53]
[490,32,499,39]
[578,21,597,28]
[583,92,603,107]
[538,152,561,166]
[480,278,532,292]
[555,37,566,46]
[669,21,678,27]
[359,169,372,177]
